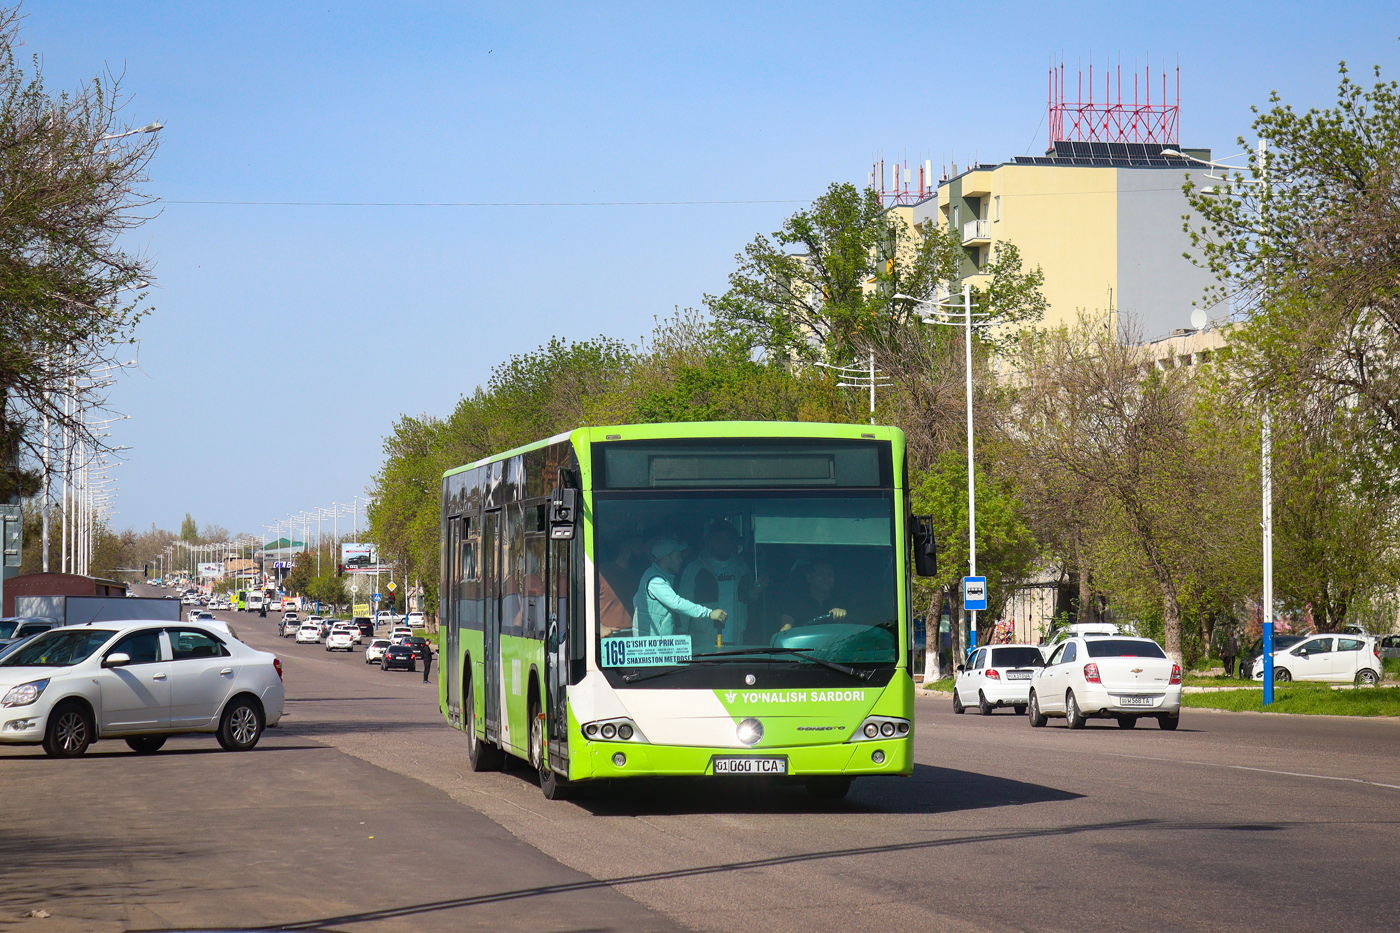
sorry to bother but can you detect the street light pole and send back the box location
[961,282,978,649]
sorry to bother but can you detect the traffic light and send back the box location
[337,564,344,577]
[143,563,149,578]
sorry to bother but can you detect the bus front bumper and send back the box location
[573,736,912,781]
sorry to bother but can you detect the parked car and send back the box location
[0,620,284,757]
[1028,634,1182,730]
[380,644,417,672]
[1252,634,1382,685]
[279,617,301,638]
[376,610,396,626]
[405,612,426,629]
[953,644,1045,715]
[325,629,355,652]
[1378,634,1400,660]
[0,618,59,651]
[294,624,322,645]
[364,639,391,664]
[1239,635,1306,679]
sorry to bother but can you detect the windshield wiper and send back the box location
[682,647,875,681]
[619,648,874,684]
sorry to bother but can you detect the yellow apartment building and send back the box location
[910,141,1227,340]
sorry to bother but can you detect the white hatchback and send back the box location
[1028,635,1183,730]
[0,620,284,757]
[1253,634,1382,685]
[364,639,391,664]
[953,644,1046,715]
[325,630,355,652]
[294,624,322,645]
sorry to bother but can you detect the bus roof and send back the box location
[441,422,905,479]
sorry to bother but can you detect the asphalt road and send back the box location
[3,591,1398,933]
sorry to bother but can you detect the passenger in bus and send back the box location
[634,539,728,638]
[679,519,761,647]
[597,538,645,635]
[779,561,848,630]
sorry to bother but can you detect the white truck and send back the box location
[246,592,266,613]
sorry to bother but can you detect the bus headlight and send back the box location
[736,718,764,746]
[852,716,909,742]
[581,718,646,743]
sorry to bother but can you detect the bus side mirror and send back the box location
[550,488,577,540]
[911,515,937,577]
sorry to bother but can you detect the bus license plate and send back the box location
[712,756,788,775]
[1118,695,1156,707]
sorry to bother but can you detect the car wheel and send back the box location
[1027,691,1047,728]
[1356,669,1379,686]
[978,691,994,715]
[952,688,965,714]
[43,702,93,758]
[217,696,264,751]
[1013,705,1027,716]
[466,675,503,772]
[1065,691,1086,729]
[805,777,852,800]
[1116,716,1137,729]
[1157,713,1180,731]
[1274,668,1292,683]
[126,735,167,754]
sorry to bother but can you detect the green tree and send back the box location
[0,6,160,497]
[911,450,1039,667]
[180,513,197,543]
[1185,63,1400,484]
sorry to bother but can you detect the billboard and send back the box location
[198,562,225,579]
[341,543,377,569]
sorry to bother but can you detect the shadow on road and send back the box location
[136,817,1170,932]
[483,761,1083,816]
[0,744,326,761]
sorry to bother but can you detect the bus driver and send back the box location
[633,539,728,638]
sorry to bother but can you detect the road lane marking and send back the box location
[1106,752,1400,791]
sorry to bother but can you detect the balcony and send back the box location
[962,219,991,245]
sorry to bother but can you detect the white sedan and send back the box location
[1253,634,1382,685]
[0,620,284,757]
[364,639,391,664]
[953,644,1046,715]
[294,624,322,645]
[325,630,355,652]
[388,630,412,646]
[1028,634,1182,730]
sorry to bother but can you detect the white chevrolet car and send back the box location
[325,629,355,652]
[1028,634,1182,730]
[953,644,1046,715]
[294,624,322,645]
[364,639,391,664]
[0,620,284,757]
[1252,634,1382,685]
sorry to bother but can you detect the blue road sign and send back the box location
[372,593,382,602]
[963,576,987,612]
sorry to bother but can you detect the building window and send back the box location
[994,195,1001,222]
[952,205,960,231]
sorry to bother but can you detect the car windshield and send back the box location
[0,628,115,667]
[594,486,898,686]
[0,620,20,639]
[991,647,1045,668]
[1084,639,1168,659]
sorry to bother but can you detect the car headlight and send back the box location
[2,679,50,708]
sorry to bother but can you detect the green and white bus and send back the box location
[438,422,935,799]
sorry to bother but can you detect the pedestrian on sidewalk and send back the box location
[421,640,432,685]
[1222,630,1239,678]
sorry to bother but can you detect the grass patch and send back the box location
[1183,685,1400,716]
[1384,658,1400,675]
[922,677,954,692]
[1183,673,1255,687]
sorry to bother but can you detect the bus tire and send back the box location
[465,672,502,773]
[531,694,573,800]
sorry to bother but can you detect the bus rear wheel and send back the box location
[465,673,503,773]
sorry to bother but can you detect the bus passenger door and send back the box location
[445,516,463,724]
[482,509,503,742]
[544,537,571,774]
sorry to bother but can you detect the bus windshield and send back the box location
[595,491,898,683]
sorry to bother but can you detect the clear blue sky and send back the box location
[24,0,1398,538]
